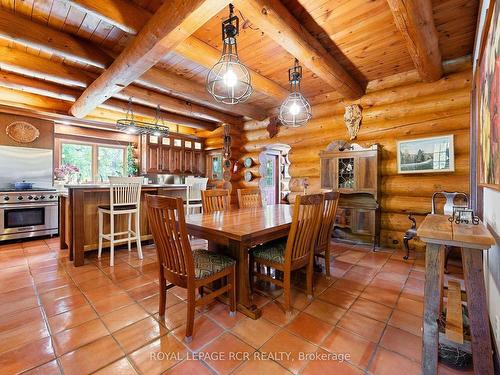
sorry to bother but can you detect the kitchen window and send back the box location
[60,141,126,183]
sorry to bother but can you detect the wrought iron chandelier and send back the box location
[278,59,312,127]
[206,4,252,104]
[116,99,169,137]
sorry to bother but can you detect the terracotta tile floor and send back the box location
[0,238,472,375]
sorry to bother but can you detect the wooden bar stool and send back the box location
[185,176,208,215]
[98,177,144,266]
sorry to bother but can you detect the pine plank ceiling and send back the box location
[0,0,479,130]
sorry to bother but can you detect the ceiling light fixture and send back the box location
[206,3,252,104]
[279,59,312,127]
[116,99,170,137]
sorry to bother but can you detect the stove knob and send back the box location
[3,196,9,201]
[40,196,45,200]
[17,196,23,200]
[28,195,33,200]
[34,197,39,201]
[49,195,54,199]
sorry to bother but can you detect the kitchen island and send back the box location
[61,184,187,266]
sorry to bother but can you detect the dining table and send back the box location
[185,204,294,319]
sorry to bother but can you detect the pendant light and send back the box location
[278,59,312,127]
[116,99,169,137]
[206,4,252,104]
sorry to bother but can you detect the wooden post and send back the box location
[422,242,444,375]
[461,249,494,375]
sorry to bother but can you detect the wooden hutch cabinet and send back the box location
[140,134,205,175]
[320,142,380,247]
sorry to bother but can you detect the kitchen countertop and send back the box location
[64,184,188,189]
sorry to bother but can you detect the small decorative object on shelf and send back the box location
[448,206,480,225]
[116,99,169,137]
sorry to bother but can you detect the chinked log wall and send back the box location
[201,61,471,253]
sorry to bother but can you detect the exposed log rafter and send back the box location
[0,6,264,120]
[69,0,230,119]
[68,0,290,102]
[0,69,216,130]
[386,0,442,82]
[233,0,364,99]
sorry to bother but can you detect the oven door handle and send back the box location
[0,202,58,209]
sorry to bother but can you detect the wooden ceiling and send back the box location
[0,0,478,132]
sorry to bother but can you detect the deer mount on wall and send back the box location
[344,104,362,140]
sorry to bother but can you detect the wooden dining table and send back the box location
[417,214,495,375]
[185,204,294,319]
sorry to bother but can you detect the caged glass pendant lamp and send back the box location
[279,59,312,127]
[206,3,252,104]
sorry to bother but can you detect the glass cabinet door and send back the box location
[337,157,355,189]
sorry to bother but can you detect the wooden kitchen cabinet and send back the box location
[320,142,380,247]
[140,134,205,175]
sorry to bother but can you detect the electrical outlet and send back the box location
[495,315,500,338]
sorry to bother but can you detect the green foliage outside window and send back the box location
[98,146,125,181]
[61,143,92,182]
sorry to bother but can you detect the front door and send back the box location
[262,153,279,205]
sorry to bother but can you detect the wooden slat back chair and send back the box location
[237,188,263,208]
[201,189,230,213]
[146,194,236,343]
[250,193,324,313]
[185,176,208,215]
[98,176,143,266]
[314,191,340,278]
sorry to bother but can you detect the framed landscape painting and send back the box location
[477,1,500,189]
[397,135,455,174]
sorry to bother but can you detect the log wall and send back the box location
[221,62,472,253]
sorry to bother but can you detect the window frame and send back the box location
[58,139,127,183]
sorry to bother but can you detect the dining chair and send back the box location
[185,176,208,215]
[250,193,324,313]
[237,188,262,208]
[314,191,340,278]
[98,176,144,266]
[201,189,230,213]
[146,194,236,343]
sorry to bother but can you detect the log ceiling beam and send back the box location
[0,43,232,127]
[69,0,230,118]
[0,65,217,131]
[233,0,364,99]
[0,7,263,120]
[386,0,442,82]
[68,0,290,101]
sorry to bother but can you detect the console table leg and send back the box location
[422,243,444,375]
[461,249,494,375]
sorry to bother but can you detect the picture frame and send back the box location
[475,1,500,190]
[397,135,455,174]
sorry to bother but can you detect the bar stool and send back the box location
[185,176,208,215]
[98,176,144,266]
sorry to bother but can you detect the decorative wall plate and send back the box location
[223,159,232,169]
[223,170,231,181]
[6,121,40,143]
[244,157,253,168]
[244,171,253,182]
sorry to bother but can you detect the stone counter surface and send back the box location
[65,183,187,189]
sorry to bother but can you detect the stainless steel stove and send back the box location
[0,189,59,241]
